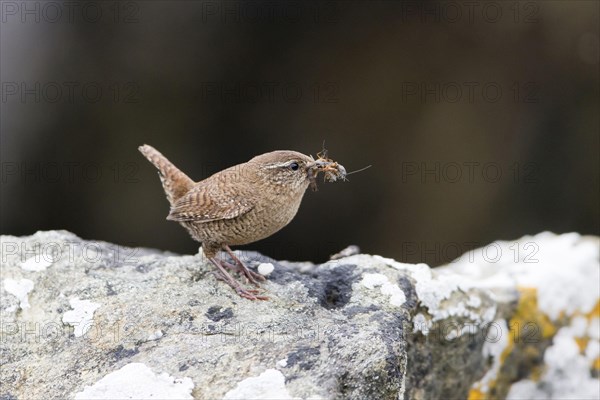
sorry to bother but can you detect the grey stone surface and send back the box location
[1,231,598,399]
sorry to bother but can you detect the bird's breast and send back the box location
[250,182,302,225]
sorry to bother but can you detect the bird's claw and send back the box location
[236,287,269,301]
[223,247,266,286]
[210,257,268,301]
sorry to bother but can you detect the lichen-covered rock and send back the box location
[449,232,600,400]
[1,231,598,399]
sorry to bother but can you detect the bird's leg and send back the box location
[209,258,268,300]
[223,245,266,286]
[218,259,244,275]
[214,257,250,284]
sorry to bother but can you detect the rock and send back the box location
[1,230,598,399]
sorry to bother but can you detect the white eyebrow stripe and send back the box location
[266,161,298,169]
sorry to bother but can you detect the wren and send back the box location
[139,145,346,300]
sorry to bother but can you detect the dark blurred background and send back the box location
[1,1,598,266]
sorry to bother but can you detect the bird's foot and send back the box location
[210,258,268,301]
[223,246,266,286]
[220,260,265,287]
[235,286,269,301]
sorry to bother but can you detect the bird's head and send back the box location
[250,150,346,193]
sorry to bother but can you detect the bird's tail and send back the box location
[138,144,195,207]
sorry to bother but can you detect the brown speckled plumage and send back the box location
[139,144,345,300]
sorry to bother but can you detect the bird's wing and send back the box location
[166,177,254,223]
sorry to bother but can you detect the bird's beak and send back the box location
[306,159,330,169]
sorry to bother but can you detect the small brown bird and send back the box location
[139,144,346,300]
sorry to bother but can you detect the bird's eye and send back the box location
[289,162,299,171]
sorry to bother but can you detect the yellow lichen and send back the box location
[572,300,599,321]
[574,337,589,353]
[469,287,557,399]
[585,300,600,319]
[510,287,557,341]
[469,292,600,399]
[529,364,544,381]
[572,300,599,354]
[467,388,485,400]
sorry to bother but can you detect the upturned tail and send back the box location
[138,144,195,207]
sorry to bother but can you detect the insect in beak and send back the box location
[306,158,347,191]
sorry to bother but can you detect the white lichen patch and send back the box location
[585,339,599,362]
[361,273,389,289]
[482,305,498,324]
[147,330,163,341]
[588,317,599,340]
[381,284,406,306]
[3,278,34,309]
[412,313,432,335]
[21,255,54,272]
[223,369,292,400]
[376,232,599,327]
[374,257,480,321]
[467,295,482,308]
[447,232,600,321]
[507,322,600,399]
[361,273,406,306]
[258,262,275,276]
[62,297,101,338]
[276,358,288,368]
[571,314,600,367]
[74,362,194,400]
